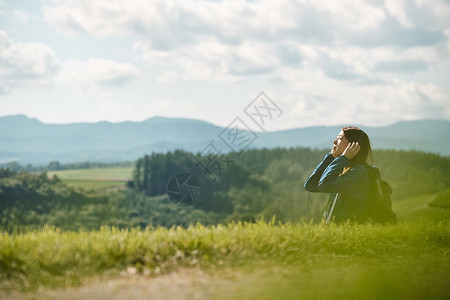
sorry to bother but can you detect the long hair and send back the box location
[342,126,373,166]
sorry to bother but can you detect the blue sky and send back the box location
[0,0,449,130]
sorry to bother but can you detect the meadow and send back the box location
[0,219,448,299]
[2,183,450,299]
[47,167,133,192]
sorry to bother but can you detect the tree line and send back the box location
[1,147,449,232]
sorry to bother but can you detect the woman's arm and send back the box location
[304,153,335,192]
[317,156,368,193]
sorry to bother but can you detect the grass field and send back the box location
[0,220,448,299]
[47,167,133,181]
[3,167,448,298]
[393,192,449,222]
[47,167,133,192]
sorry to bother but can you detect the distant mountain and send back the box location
[0,115,448,165]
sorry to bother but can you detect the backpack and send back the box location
[364,165,397,225]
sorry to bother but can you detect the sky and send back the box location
[0,0,449,131]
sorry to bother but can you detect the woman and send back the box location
[304,126,373,224]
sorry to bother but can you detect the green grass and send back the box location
[4,167,449,298]
[60,179,127,192]
[429,188,450,209]
[47,167,132,191]
[1,220,448,299]
[393,193,449,223]
[47,167,133,181]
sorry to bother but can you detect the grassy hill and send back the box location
[393,189,450,222]
[47,167,133,192]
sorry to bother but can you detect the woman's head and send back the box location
[342,126,373,165]
[331,126,373,165]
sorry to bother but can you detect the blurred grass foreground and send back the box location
[1,220,448,299]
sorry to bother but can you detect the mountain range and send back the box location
[0,115,449,165]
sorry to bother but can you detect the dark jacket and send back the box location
[304,153,371,223]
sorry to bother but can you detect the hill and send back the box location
[0,115,449,164]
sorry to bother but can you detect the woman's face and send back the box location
[331,130,349,157]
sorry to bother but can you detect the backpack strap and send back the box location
[325,193,340,224]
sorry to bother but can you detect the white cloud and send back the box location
[12,10,30,23]
[44,0,446,47]
[152,98,197,116]
[0,30,142,96]
[59,58,142,90]
[0,30,60,94]
[42,0,387,43]
[4,0,447,128]
[135,38,277,82]
[288,74,450,127]
[154,99,173,110]
[99,99,134,113]
[157,71,180,84]
[43,0,448,84]
[314,0,386,31]
[385,0,413,28]
[372,81,450,123]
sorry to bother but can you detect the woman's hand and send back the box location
[342,142,360,160]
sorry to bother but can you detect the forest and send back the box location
[1,147,449,232]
